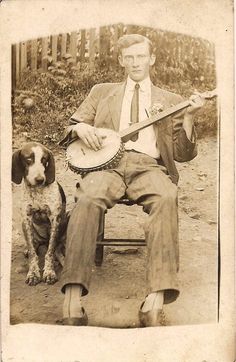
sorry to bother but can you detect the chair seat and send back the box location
[117,198,137,206]
[95,198,146,266]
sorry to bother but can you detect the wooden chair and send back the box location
[95,198,146,266]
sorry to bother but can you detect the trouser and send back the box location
[61,151,179,304]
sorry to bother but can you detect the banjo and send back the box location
[66,89,217,175]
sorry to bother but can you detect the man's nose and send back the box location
[132,57,139,66]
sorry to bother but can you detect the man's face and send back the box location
[118,41,156,82]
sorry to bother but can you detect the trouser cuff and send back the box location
[61,281,89,297]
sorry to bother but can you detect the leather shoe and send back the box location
[62,307,88,326]
[139,302,167,327]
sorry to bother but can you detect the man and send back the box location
[60,34,205,327]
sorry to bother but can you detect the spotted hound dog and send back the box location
[12,142,67,286]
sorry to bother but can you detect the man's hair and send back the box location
[117,34,154,55]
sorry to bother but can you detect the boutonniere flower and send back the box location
[149,103,164,116]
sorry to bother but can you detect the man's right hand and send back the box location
[72,123,105,151]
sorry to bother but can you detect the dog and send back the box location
[12,142,67,286]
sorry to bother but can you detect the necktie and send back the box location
[130,83,140,142]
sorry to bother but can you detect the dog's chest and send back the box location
[22,183,63,219]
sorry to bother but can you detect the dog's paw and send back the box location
[42,269,58,284]
[25,270,41,286]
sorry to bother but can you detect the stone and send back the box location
[22,98,34,109]
[179,194,188,201]
[15,265,27,274]
[208,219,217,225]
[189,213,201,220]
[193,236,203,242]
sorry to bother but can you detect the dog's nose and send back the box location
[35,176,45,185]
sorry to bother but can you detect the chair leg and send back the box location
[95,245,104,267]
[95,211,105,266]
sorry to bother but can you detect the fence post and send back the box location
[112,24,119,63]
[41,37,48,71]
[80,29,86,62]
[12,45,16,90]
[89,28,96,71]
[15,43,20,85]
[31,39,37,70]
[51,35,58,63]
[20,41,27,72]
[118,23,124,38]
[99,26,111,67]
[61,33,67,58]
[69,32,77,63]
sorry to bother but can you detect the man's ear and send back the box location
[149,54,156,66]
[118,55,125,68]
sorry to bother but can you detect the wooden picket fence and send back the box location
[12,24,215,89]
[11,24,126,88]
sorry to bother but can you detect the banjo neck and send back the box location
[119,89,217,143]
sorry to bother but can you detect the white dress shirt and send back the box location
[119,76,160,159]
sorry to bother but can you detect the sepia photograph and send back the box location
[10,24,218,328]
[1,1,234,361]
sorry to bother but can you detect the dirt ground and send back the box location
[10,136,218,328]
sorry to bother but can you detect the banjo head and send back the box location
[66,128,124,175]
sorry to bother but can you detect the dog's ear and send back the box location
[45,151,55,184]
[12,150,24,184]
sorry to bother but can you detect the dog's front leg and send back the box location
[42,216,59,284]
[22,218,41,286]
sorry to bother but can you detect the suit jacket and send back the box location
[63,81,197,184]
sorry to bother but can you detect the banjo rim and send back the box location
[67,141,125,175]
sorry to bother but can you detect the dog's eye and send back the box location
[26,158,33,164]
[41,157,48,166]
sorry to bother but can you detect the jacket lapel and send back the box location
[151,84,165,105]
[107,82,126,131]
[151,84,163,146]
[150,84,173,151]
